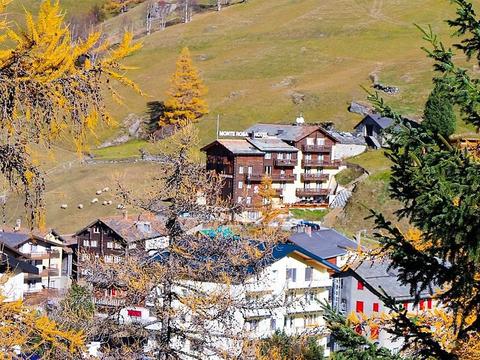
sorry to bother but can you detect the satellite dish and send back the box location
[295,113,305,124]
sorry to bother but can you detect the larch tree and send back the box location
[160,47,208,128]
[0,0,141,227]
[0,275,85,358]
[423,80,456,138]
[324,1,480,359]
[79,125,288,358]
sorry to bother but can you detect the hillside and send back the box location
[3,0,479,233]
[98,0,477,151]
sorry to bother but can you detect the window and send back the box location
[247,183,252,189]
[286,268,297,282]
[238,181,243,189]
[107,241,113,249]
[373,302,379,312]
[248,166,253,175]
[356,301,364,313]
[249,319,260,331]
[247,211,258,220]
[90,240,97,247]
[277,153,284,160]
[305,291,315,303]
[427,298,433,309]
[113,256,121,263]
[239,166,244,174]
[265,166,272,175]
[304,314,317,327]
[316,138,325,145]
[305,154,312,161]
[306,137,314,145]
[270,318,276,331]
[264,153,271,160]
[305,267,313,282]
[104,255,113,263]
[246,197,251,205]
[254,186,259,194]
[237,196,243,203]
[318,155,324,161]
[286,153,292,160]
[357,280,364,290]
[280,169,285,175]
[127,309,142,317]
[83,240,90,247]
[128,243,137,250]
[114,242,122,250]
[93,227,100,234]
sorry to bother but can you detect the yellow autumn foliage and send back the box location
[0,0,142,226]
[160,47,208,128]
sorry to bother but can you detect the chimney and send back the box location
[306,226,312,237]
[123,210,128,220]
[14,219,21,232]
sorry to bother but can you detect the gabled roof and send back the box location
[0,231,51,250]
[75,215,167,243]
[288,228,358,259]
[246,137,298,152]
[0,253,39,274]
[201,139,264,155]
[245,123,336,143]
[354,114,395,130]
[341,258,434,301]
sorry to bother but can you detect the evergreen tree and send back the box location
[325,1,480,359]
[160,47,208,128]
[423,81,456,138]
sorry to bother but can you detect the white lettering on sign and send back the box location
[219,131,248,137]
[253,132,268,138]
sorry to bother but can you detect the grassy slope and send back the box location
[5,161,161,233]
[98,0,478,153]
[332,150,409,237]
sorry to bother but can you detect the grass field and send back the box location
[96,0,479,154]
[5,0,479,233]
[5,161,161,233]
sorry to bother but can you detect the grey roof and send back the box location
[245,124,325,142]
[210,139,264,155]
[355,114,394,130]
[325,129,367,145]
[351,258,433,301]
[247,138,298,152]
[0,232,33,249]
[289,228,358,259]
[0,253,38,274]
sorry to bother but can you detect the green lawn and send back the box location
[290,209,329,222]
[335,167,365,186]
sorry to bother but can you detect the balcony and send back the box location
[274,159,296,167]
[270,174,295,182]
[93,297,126,307]
[302,144,332,153]
[302,159,343,168]
[245,173,264,182]
[296,188,330,197]
[301,173,329,182]
[29,250,60,260]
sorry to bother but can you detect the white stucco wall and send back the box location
[332,144,367,160]
[1,270,25,302]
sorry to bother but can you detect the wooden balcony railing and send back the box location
[270,174,295,182]
[274,159,297,167]
[296,188,330,197]
[93,297,126,307]
[29,250,60,260]
[302,144,332,153]
[245,173,264,182]
[301,173,329,182]
[302,159,343,168]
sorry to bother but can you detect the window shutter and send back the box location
[373,302,379,312]
[356,301,364,313]
[357,280,364,290]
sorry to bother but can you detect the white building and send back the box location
[0,231,70,293]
